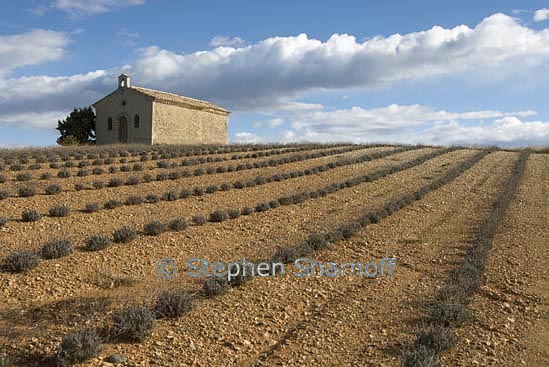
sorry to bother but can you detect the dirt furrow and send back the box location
[0,145,357,191]
[443,153,548,366]
[0,146,415,258]
[54,149,488,366]
[0,148,451,304]
[0,150,475,363]
[0,145,336,179]
[0,146,384,218]
[0,144,341,169]
[247,151,517,366]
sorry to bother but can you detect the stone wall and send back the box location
[95,88,154,145]
[94,87,229,145]
[152,101,228,145]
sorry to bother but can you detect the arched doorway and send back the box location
[118,116,128,143]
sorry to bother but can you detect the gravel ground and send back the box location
[443,153,548,366]
[0,145,367,215]
[1,147,545,367]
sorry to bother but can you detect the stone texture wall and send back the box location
[152,101,228,145]
[95,88,153,145]
[95,87,229,145]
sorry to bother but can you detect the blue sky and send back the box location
[0,0,548,147]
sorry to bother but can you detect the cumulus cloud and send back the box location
[0,70,113,130]
[423,117,549,147]
[230,132,262,144]
[1,12,548,144]
[71,28,86,35]
[0,111,69,130]
[0,142,28,149]
[209,36,246,48]
[511,9,529,15]
[116,29,140,39]
[286,104,548,147]
[26,6,50,16]
[533,9,549,22]
[130,13,549,109]
[116,28,141,47]
[0,30,69,76]
[230,130,299,144]
[53,0,145,15]
[276,130,297,143]
[253,118,284,128]
[291,104,536,131]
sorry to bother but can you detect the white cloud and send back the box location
[253,118,284,128]
[0,70,112,130]
[511,9,529,15]
[533,9,549,22]
[423,116,549,147]
[0,111,68,130]
[0,142,29,149]
[291,104,535,130]
[128,13,549,110]
[210,36,246,48]
[26,6,50,16]
[1,12,548,146]
[265,101,325,113]
[116,29,141,47]
[53,0,145,15]
[116,29,140,39]
[0,30,69,76]
[231,132,262,144]
[277,130,297,143]
[71,28,86,35]
[286,104,548,147]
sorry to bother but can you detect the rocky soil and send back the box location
[0,145,546,366]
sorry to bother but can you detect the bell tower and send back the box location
[118,73,131,88]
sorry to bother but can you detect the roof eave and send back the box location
[92,85,230,115]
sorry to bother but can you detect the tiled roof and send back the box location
[93,85,229,115]
[131,86,229,114]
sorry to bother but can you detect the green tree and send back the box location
[56,107,96,145]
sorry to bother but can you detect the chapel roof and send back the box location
[131,86,230,114]
[93,83,229,115]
